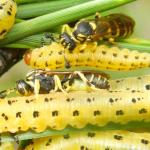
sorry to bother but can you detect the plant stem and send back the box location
[17,0,90,19]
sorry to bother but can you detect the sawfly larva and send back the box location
[60,13,135,51]
[24,42,150,71]
[0,142,14,150]
[0,0,17,39]
[110,75,150,91]
[0,70,109,98]
[0,90,150,133]
[23,130,150,150]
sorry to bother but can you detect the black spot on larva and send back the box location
[7,11,11,15]
[73,110,79,116]
[124,55,128,58]
[1,113,8,121]
[105,147,112,150]
[63,134,70,139]
[44,97,49,102]
[58,51,62,55]
[116,110,124,116]
[79,50,84,53]
[16,112,22,118]
[87,132,95,137]
[52,111,58,116]
[135,56,139,59]
[18,127,21,130]
[45,138,52,146]
[102,51,106,55]
[145,84,150,90]
[56,60,62,65]
[139,108,147,114]
[33,62,36,66]
[109,98,114,103]
[8,100,12,105]
[80,146,84,150]
[132,98,136,103]
[114,135,123,140]
[0,6,3,9]
[33,111,39,118]
[66,98,74,102]
[141,139,149,145]
[87,98,91,103]
[45,62,48,67]
[113,53,117,57]
[137,77,141,80]
[26,100,30,103]
[126,88,130,90]
[0,29,7,35]
[93,110,101,116]
[131,90,136,93]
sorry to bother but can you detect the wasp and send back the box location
[60,13,135,51]
[0,70,109,98]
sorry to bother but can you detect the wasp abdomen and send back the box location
[95,13,135,40]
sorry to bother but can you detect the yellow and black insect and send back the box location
[24,130,150,150]
[0,69,109,98]
[60,13,135,51]
[0,0,17,39]
[0,90,149,133]
[24,42,150,71]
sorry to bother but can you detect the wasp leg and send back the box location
[34,79,40,99]
[95,12,101,20]
[61,24,73,34]
[0,89,15,99]
[53,75,67,94]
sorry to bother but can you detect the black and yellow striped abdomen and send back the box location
[95,13,135,40]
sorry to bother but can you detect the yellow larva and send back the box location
[24,42,150,71]
[0,0,17,39]
[109,75,150,91]
[23,130,150,150]
[0,142,14,150]
[0,90,150,133]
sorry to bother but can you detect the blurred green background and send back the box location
[0,0,150,91]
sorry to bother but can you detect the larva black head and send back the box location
[60,32,76,52]
[73,21,95,42]
[16,80,34,96]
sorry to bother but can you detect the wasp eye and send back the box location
[74,21,93,37]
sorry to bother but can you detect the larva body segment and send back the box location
[0,91,150,133]
[24,42,150,71]
[0,142,14,150]
[24,130,150,150]
[110,75,150,91]
[0,0,17,39]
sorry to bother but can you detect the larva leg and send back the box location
[61,24,73,34]
[95,12,101,20]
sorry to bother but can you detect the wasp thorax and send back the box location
[73,21,95,42]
